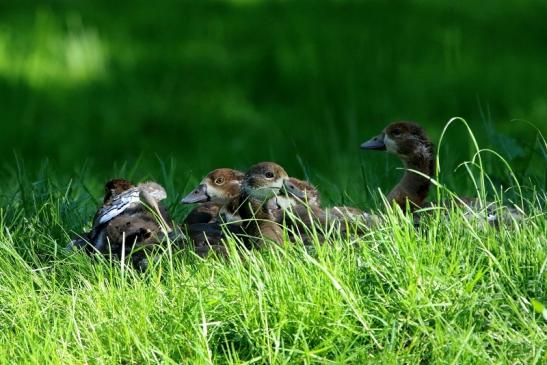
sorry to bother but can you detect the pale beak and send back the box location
[181,184,210,204]
[282,179,306,199]
[360,132,386,150]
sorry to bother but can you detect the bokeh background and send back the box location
[1,0,545,206]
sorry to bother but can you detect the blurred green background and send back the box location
[0,0,545,205]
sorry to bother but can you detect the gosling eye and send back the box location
[265,171,275,179]
[214,177,225,185]
[391,128,402,137]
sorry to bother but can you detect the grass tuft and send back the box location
[0,119,545,363]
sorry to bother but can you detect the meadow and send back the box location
[0,0,546,363]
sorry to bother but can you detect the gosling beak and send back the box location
[360,133,386,151]
[282,179,306,199]
[181,184,210,204]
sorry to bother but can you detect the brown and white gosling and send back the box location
[180,168,245,256]
[361,121,523,226]
[181,168,245,224]
[361,121,435,211]
[235,162,306,247]
[70,180,176,264]
[273,177,321,210]
[67,178,136,251]
[279,177,377,229]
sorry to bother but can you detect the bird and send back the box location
[235,162,307,247]
[240,170,374,243]
[273,177,321,210]
[181,168,245,224]
[361,121,435,211]
[360,121,523,226]
[67,178,136,251]
[89,181,173,253]
[180,168,245,256]
[69,179,179,267]
[235,163,367,246]
[278,177,377,230]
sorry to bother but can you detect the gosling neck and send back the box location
[389,143,435,209]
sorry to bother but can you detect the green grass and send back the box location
[0,1,546,363]
[0,134,545,363]
[0,196,545,364]
[0,0,545,195]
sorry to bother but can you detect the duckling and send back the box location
[271,177,336,226]
[361,121,435,211]
[92,181,173,251]
[274,177,321,210]
[67,178,136,251]
[181,168,245,254]
[248,170,352,244]
[74,180,175,258]
[181,168,245,224]
[361,121,524,226]
[235,167,371,244]
[237,162,306,247]
[279,178,377,229]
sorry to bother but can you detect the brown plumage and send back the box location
[271,177,328,232]
[68,178,136,251]
[68,179,179,269]
[277,176,377,236]
[274,177,321,210]
[361,121,523,227]
[236,162,301,247]
[105,204,173,252]
[90,181,173,253]
[182,168,245,224]
[236,163,364,245]
[183,203,221,225]
[361,121,435,211]
[180,168,246,255]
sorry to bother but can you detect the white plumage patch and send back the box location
[205,184,225,203]
[384,135,398,154]
[275,196,295,210]
[95,188,141,226]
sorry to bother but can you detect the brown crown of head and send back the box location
[383,121,433,158]
[244,162,289,190]
[362,121,433,159]
[205,168,245,199]
[288,177,320,204]
[181,168,244,204]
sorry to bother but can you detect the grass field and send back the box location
[0,167,545,363]
[0,119,545,363]
[0,0,546,363]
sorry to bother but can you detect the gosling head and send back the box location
[181,168,245,205]
[360,121,433,162]
[276,177,321,209]
[243,162,305,202]
[138,182,167,202]
[103,178,135,204]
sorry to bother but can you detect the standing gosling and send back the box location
[361,121,434,210]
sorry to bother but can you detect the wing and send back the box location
[93,187,142,227]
